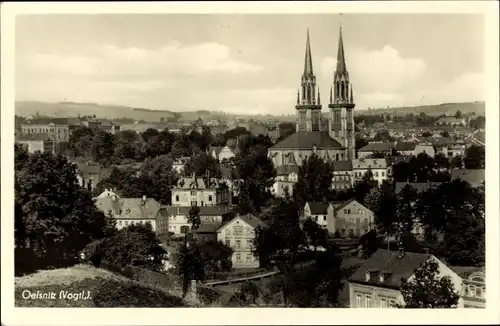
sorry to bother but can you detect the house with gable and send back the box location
[348,249,480,308]
[75,162,112,191]
[451,266,486,308]
[165,205,232,236]
[210,144,237,163]
[352,158,389,186]
[217,213,266,269]
[94,195,166,232]
[331,160,354,190]
[326,199,374,237]
[272,165,300,197]
[303,199,374,238]
[171,174,230,207]
[303,201,330,227]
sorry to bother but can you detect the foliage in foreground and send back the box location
[15,276,185,307]
[398,259,460,308]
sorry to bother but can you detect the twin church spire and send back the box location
[294,24,356,160]
[295,25,354,132]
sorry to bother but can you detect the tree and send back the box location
[293,154,333,208]
[302,218,328,251]
[399,259,460,308]
[96,222,166,272]
[253,197,304,267]
[187,206,201,231]
[393,185,418,238]
[352,170,378,204]
[136,155,179,205]
[235,145,275,214]
[450,155,463,169]
[434,153,450,171]
[463,145,485,169]
[440,209,485,267]
[184,151,220,178]
[15,148,116,275]
[454,110,462,119]
[373,130,393,142]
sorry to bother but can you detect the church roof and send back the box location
[271,131,344,150]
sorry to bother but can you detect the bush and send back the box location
[93,279,185,307]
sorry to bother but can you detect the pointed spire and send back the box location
[317,87,321,105]
[303,28,314,76]
[336,25,347,74]
[330,86,333,103]
[350,87,353,103]
[297,89,300,105]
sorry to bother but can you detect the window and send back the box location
[118,221,122,226]
[236,240,241,248]
[381,171,385,177]
[349,218,354,225]
[358,209,362,214]
[356,294,363,308]
[236,253,241,261]
[246,255,251,262]
[344,209,348,214]
[200,201,204,206]
[375,172,379,177]
[175,195,179,202]
[469,285,476,297]
[125,221,129,226]
[226,229,231,236]
[191,201,197,206]
[349,229,354,237]
[190,191,196,196]
[380,298,387,308]
[347,209,351,214]
[323,216,327,221]
[365,296,372,308]
[475,286,482,298]
[234,225,243,235]
[341,229,346,236]
[247,239,253,247]
[225,239,231,247]
[208,195,212,202]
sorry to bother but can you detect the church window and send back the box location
[336,153,340,161]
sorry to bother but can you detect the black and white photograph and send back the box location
[1,1,499,325]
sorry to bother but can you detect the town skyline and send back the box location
[16,14,484,115]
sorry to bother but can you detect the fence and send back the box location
[205,267,277,282]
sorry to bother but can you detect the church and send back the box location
[269,26,356,167]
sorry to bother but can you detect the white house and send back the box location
[272,165,299,197]
[352,158,388,186]
[216,214,265,269]
[348,249,474,308]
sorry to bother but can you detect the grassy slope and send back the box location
[15,264,185,307]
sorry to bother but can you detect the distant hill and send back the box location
[15,100,485,123]
[355,101,485,117]
[15,101,276,122]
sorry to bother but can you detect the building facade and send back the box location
[94,196,165,232]
[348,250,466,308]
[352,158,389,186]
[325,199,374,237]
[21,121,70,142]
[171,175,230,207]
[216,214,265,269]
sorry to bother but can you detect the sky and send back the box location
[15,14,485,115]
